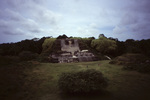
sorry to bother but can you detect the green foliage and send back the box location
[124,39,141,53]
[42,38,56,53]
[91,37,117,55]
[0,49,3,55]
[0,37,46,56]
[110,53,149,65]
[139,39,150,57]
[110,53,150,74]
[78,38,94,50]
[0,34,150,59]
[123,63,150,73]
[99,34,106,38]
[37,53,50,62]
[57,34,68,39]
[19,51,38,61]
[69,37,94,50]
[115,41,126,56]
[50,39,61,54]
[58,69,108,94]
[0,55,20,65]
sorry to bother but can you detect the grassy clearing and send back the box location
[0,60,150,100]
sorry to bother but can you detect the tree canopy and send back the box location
[91,37,117,55]
[0,34,150,58]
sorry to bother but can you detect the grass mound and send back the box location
[110,53,150,73]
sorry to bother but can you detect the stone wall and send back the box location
[51,39,98,63]
[61,39,80,55]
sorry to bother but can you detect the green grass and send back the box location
[1,60,150,100]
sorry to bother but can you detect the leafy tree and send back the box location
[139,39,150,57]
[78,38,93,50]
[0,49,2,55]
[0,37,46,56]
[91,37,117,56]
[56,34,68,39]
[115,41,126,56]
[99,34,105,38]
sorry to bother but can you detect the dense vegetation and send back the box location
[1,34,150,59]
[58,69,108,94]
[91,36,117,56]
[0,34,150,73]
[0,37,46,56]
[42,38,56,54]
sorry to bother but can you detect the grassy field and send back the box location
[0,60,150,100]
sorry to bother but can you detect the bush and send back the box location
[58,69,108,94]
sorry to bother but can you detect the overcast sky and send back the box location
[0,0,150,43]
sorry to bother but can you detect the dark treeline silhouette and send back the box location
[0,37,46,56]
[114,39,150,57]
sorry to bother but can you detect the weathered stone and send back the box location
[51,39,98,63]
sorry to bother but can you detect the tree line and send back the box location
[0,34,150,59]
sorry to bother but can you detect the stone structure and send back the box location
[61,39,80,55]
[51,39,98,63]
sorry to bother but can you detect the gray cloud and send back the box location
[0,0,150,43]
[119,13,139,26]
[3,30,24,35]
[112,0,150,40]
[130,0,150,13]
[0,8,40,35]
[0,0,61,38]
[32,8,62,25]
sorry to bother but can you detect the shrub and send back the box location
[58,69,108,94]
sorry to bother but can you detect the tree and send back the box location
[91,37,117,55]
[125,39,141,53]
[99,34,105,38]
[78,38,93,50]
[56,34,68,39]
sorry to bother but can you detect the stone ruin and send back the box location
[51,39,98,63]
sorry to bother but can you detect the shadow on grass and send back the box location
[60,90,115,100]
